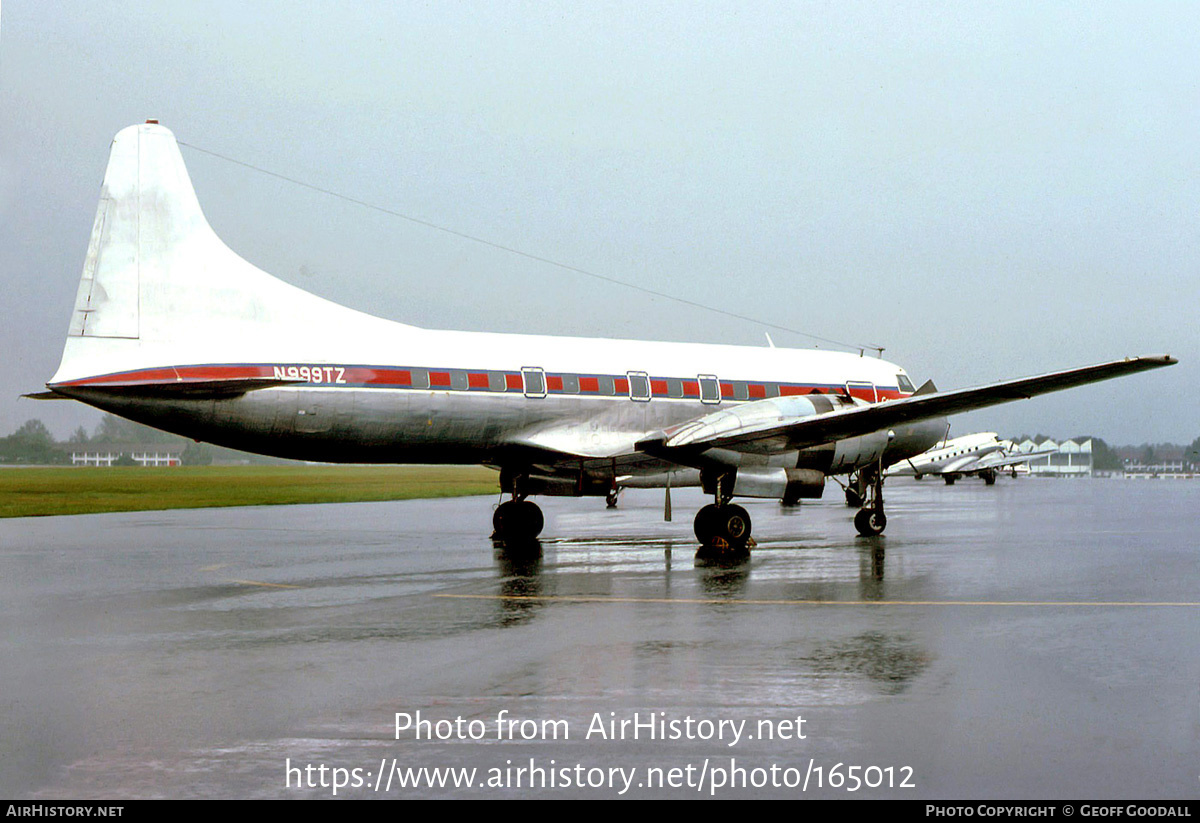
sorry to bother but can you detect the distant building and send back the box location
[1115,444,1195,478]
[1121,459,1191,479]
[65,443,184,467]
[1015,438,1093,477]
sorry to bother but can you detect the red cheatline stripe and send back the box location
[58,364,906,399]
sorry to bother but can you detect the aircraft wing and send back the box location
[637,355,1176,457]
[972,447,1057,470]
[940,454,988,473]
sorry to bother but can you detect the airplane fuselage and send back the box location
[57,330,947,493]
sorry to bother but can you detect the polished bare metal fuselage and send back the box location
[68,383,946,493]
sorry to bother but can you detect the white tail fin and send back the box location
[52,123,411,384]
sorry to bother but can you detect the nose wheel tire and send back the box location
[854,508,887,536]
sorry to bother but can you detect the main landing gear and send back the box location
[493,497,544,543]
[853,467,887,537]
[693,502,752,546]
[693,474,753,558]
[605,489,619,509]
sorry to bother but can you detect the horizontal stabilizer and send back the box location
[48,377,305,401]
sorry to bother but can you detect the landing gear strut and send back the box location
[854,466,887,537]
[605,489,619,509]
[845,471,867,507]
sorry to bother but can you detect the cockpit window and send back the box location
[897,374,915,393]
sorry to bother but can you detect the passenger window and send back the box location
[561,374,580,394]
[627,371,651,402]
[699,375,720,404]
[733,381,749,401]
[449,370,469,390]
[665,378,683,398]
[410,368,429,390]
[488,371,507,391]
[522,367,546,398]
[596,375,615,396]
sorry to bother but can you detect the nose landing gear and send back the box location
[854,466,887,537]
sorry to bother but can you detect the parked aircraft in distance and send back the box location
[884,432,1056,486]
[32,123,1177,551]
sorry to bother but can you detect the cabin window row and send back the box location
[393,367,848,403]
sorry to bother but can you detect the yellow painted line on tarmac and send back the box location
[199,563,228,572]
[434,593,1200,607]
[227,578,302,589]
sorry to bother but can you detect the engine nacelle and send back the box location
[729,467,826,500]
[500,468,609,497]
[784,468,826,500]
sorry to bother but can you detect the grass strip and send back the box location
[0,465,500,518]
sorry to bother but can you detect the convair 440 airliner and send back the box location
[883,432,1054,485]
[35,123,1176,548]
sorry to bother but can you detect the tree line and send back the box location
[1,415,218,465]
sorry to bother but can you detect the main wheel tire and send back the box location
[854,508,887,536]
[492,501,513,536]
[493,500,544,541]
[694,504,720,543]
[519,500,544,538]
[715,504,752,544]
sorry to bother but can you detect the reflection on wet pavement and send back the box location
[2,480,1198,797]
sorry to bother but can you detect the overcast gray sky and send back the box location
[2,1,1196,445]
